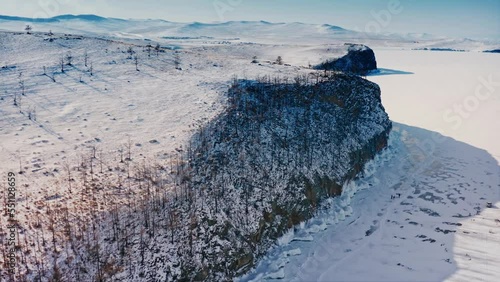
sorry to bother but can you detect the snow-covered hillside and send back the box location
[0,30,318,281]
[1,14,499,282]
[1,25,395,279]
[0,31,314,177]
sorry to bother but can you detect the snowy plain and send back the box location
[0,15,499,281]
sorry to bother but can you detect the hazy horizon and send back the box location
[0,0,499,40]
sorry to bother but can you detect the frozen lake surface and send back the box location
[239,50,500,282]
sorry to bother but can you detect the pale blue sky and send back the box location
[1,0,499,39]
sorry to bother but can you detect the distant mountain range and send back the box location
[0,14,498,50]
[0,14,367,44]
[0,14,115,22]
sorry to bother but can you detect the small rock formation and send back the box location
[315,43,377,74]
[484,49,500,53]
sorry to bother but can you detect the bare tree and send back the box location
[63,161,72,193]
[48,30,54,41]
[134,55,139,71]
[276,56,283,65]
[155,43,161,57]
[18,72,25,95]
[127,47,134,59]
[28,106,33,119]
[13,93,21,107]
[25,25,32,34]
[89,150,94,180]
[16,91,23,112]
[65,52,73,66]
[18,152,23,174]
[119,147,124,163]
[167,207,177,244]
[126,136,133,161]
[174,53,181,70]
[84,50,89,67]
[99,149,104,173]
[27,106,37,121]
[60,56,65,73]
[43,66,55,81]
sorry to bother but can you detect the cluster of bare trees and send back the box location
[13,72,25,111]
[251,56,282,65]
[125,47,139,71]
[276,56,283,65]
[40,49,95,84]
[25,25,32,34]
[126,44,180,71]
[144,43,162,57]
[11,72,35,120]
[1,67,388,281]
[35,42,179,85]
[0,138,197,281]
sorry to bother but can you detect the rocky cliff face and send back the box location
[315,44,377,74]
[158,73,392,280]
[17,69,391,282]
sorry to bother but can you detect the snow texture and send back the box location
[0,15,499,282]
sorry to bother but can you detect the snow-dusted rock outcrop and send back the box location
[315,44,377,74]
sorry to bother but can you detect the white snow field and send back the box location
[239,50,500,281]
[0,31,311,181]
[370,50,500,162]
[0,15,499,281]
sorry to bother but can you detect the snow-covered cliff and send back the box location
[165,73,391,280]
[315,44,378,74]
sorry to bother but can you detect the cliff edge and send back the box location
[163,73,391,280]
